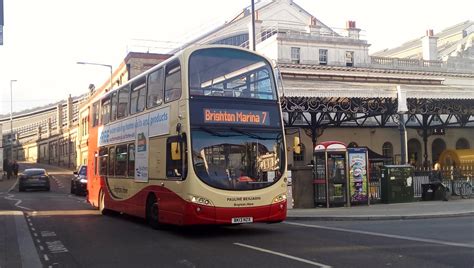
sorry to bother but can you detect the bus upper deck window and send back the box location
[164,61,181,103]
[147,68,164,108]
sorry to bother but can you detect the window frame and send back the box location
[291,47,300,64]
[319,49,328,65]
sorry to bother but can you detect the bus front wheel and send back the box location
[146,195,161,229]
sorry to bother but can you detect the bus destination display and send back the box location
[204,108,270,126]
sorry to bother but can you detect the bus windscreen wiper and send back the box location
[229,127,272,140]
[199,127,238,137]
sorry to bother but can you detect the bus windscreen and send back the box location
[189,48,276,100]
[191,128,284,191]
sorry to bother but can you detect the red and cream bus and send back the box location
[86,45,287,227]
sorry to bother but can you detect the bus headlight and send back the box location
[272,193,287,203]
[189,195,214,206]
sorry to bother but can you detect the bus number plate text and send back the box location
[231,217,253,224]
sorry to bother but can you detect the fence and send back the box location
[368,166,473,202]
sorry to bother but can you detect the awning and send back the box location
[282,80,474,100]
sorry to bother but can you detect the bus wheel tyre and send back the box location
[147,196,161,229]
[99,190,110,215]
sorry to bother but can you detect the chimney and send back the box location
[345,20,360,39]
[306,16,321,35]
[422,29,438,61]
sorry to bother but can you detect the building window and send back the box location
[382,142,393,158]
[345,51,354,67]
[212,33,249,47]
[456,138,470,149]
[293,143,305,162]
[291,47,300,64]
[348,142,358,148]
[319,49,328,65]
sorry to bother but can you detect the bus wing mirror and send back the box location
[293,137,301,154]
[171,142,181,160]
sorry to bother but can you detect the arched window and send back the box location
[382,142,393,158]
[456,138,470,149]
[432,138,446,164]
[348,142,358,148]
[408,139,422,166]
[293,143,305,163]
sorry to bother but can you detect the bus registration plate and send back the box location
[231,217,253,224]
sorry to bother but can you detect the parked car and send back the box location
[71,165,87,196]
[19,168,50,192]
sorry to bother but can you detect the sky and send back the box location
[0,0,472,116]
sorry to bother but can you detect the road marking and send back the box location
[234,242,331,267]
[46,240,69,253]
[285,222,474,249]
[31,227,36,231]
[14,213,43,267]
[40,246,44,251]
[44,254,49,261]
[8,179,19,192]
[41,231,57,237]
[4,194,33,210]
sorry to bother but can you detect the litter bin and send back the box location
[421,182,450,201]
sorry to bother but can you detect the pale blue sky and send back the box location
[0,0,472,115]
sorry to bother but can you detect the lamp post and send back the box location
[76,61,113,91]
[397,85,408,165]
[10,79,17,161]
[251,0,256,51]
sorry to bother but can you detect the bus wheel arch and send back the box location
[146,193,161,229]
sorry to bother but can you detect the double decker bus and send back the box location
[86,45,287,226]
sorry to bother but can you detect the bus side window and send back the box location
[110,92,118,122]
[147,68,164,108]
[99,148,108,176]
[130,78,146,115]
[108,147,116,177]
[115,144,127,177]
[101,97,111,125]
[164,60,181,103]
[166,135,187,179]
[128,144,135,178]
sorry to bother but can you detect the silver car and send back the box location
[19,168,51,192]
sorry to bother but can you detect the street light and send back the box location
[76,61,113,91]
[10,79,17,161]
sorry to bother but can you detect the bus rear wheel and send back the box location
[99,190,110,215]
[146,195,161,229]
